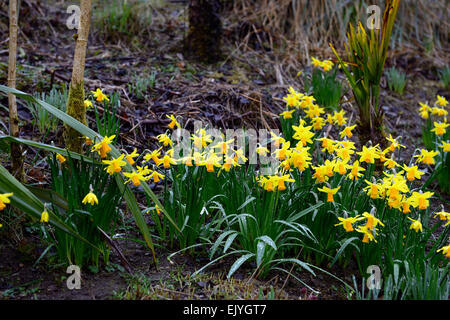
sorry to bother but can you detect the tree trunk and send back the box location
[64,0,92,153]
[8,0,24,181]
[186,0,222,63]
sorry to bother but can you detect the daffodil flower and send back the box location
[84,100,93,109]
[436,245,450,258]
[280,109,296,119]
[123,170,148,186]
[56,153,66,164]
[435,95,448,107]
[91,135,115,158]
[317,185,341,202]
[414,149,439,165]
[103,154,127,175]
[335,216,363,232]
[0,193,13,211]
[82,190,99,205]
[125,148,139,166]
[408,217,423,233]
[91,88,109,103]
[431,121,449,136]
[40,209,49,223]
[339,125,356,139]
[166,114,180,129]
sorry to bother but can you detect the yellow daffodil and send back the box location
[431,121,449,136]
[40,209,49,223]
[311,116,326,130]
[418,102,431,119]
[191,133,212,149]
[256,145,270,156]
[56,153,66,164]
[233,148,248,163]
[410,191,434,210]
[385,134,405,152]
[364,180,382,199]
[435,95,448,107]
[408,217,423,233]
[402,165,424,181]
[166,114,180,129]
[143,147,163,165]
[347,160,365,181]
[103,154,127,175]
[339,125,356,139]
[202,152,222,172]
[0,193,13,211]
[91,135,115,158]
[85,136,94,146]
[332,110,348,126]
[312,165,329,183]
[157,133,173,147]
[84,99,93,109]
[335,216,363,232]
[440,141,450,152]
[401,196,413,214]
[82,191,99,205]
[299,95,316,109]
[317,185,341,202]
[383,157,398,170]
[289,147,312,171]
[317,137,335,154]
[276,174,295,191]
[211,139,234,155]
[270,131,285,148]
[362,212,384,229]
[158,153,177,169]
[311,57,322,68]
[280,109,296,119]
[414,149,439,165]
[434,210,449,221]
[321,60,334,72]
[292,120,314,146]
[221,155,238,172]
[272,141,290,161]
[123,170,149,186]
[283,93,299,108]
[356,225,377,243]
[91,88,109,103]
[148,170,165,183]
[333,158,351,175]
[431,107,448,117]
[437,245,450,258]
[357,145,380,164]
[125,148,139,166]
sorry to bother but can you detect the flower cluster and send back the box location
[311,57,334,72]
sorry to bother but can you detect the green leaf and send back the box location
[210,230,237,259]
[256,241,265,267]
[256,235,277,251]
[330,237,359,267]
[0,165,99,250]
[227,253,255,279]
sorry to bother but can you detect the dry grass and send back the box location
[230,0,449,51]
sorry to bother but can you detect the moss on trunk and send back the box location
[64,81,86,153]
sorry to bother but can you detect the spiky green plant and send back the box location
[330,0,400,147]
